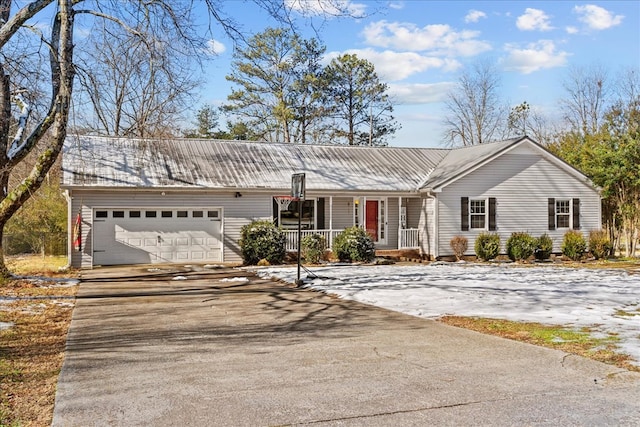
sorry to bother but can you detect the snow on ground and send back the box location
[256,263,640,366]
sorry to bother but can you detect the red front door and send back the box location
[366,200,379,241]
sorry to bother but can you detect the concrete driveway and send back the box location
[52,265,640,426]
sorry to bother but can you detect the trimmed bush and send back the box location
[474,232,501,261]
[506,232,536,262]
[450,235,468,261]
[535,234,553,260]
[589,230,612,260]
[333,226,375,263]
[239,220,286,265]
[302,233,327,264]
[561,230,587,261]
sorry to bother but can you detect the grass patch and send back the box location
[614,308,640,317]
[439,316,639,372]
[1,276,77,426]
[5,255,69,277]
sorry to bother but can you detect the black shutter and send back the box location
[272,198,279,226]
[316,198,325,230]
[461,197,469,231]
[548,198,555,230]
[488,197,496,231]
[572,198,580,230]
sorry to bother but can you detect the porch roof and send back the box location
[62,136,450,193]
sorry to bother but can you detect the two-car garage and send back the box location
[91,207,223,266]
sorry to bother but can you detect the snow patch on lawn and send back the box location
[257,264,640,366]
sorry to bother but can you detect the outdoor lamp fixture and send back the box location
[235,192,242,198]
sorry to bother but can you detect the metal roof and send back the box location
[62,136,451,193]
[63,136,575,194]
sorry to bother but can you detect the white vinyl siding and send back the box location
[436,143,600,257]
[418,196,435,258]
[331,197,354,229]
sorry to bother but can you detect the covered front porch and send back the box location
[274,195,422,252]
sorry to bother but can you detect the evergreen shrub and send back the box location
[561,230,586,261]
[535,234,554,260]
[239,220,286,265]
[474,232,501,261]
[333,227,375,263]
[506,232,536,261]
[301,233,327,264]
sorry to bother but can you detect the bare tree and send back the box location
[74,20,202,137]
[1,0,348,278]
[443,59,506,146]
[560,63,610,136]
[507,101,556,145]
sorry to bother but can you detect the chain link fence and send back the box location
[2,232,67,256]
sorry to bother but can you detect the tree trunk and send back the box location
[0,224,9,278]
[0,0,74,279]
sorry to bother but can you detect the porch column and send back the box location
[398,197,403,249]
[329,196,333,248]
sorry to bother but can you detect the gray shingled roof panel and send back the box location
[62,136,451,192]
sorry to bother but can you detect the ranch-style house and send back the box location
[61,135,601,268]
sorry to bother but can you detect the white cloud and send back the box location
[205,39,226,55]
[565,26,579,34]
[388,82,456,104]
[516,8,553,31]
[388,1,404,10]
[285,0,367,18]
[502,40,570,74]
[465,10,487,23]
[574,4,624,30]
[362,20,492,57]
[325,48,461,81]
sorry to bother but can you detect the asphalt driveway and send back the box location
[52,265,640,426]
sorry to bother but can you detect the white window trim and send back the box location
[469,198,488,230]
[555,199,572,229]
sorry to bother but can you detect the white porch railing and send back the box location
[283,228,420,251]
[399,228,420,249]
[283,229,340,252]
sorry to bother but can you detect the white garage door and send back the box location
[93,208,222,266]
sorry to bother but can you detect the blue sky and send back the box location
[201,1,640,148]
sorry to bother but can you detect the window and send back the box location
[95,211,108,218]
[461,197,496,231]
[177,211,188,218]
[549,198,580,230]
[129,211,141,218]
[556,200,570,228]
[161,211,173,218]
[113,211,125,218]
[279,200,315,230]
[145,211,157,218]
[192,211,204,218]
[470,200,486,229]
[207,210,219,218]
[354,199,360,227]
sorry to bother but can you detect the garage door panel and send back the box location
[94,208,222,266]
